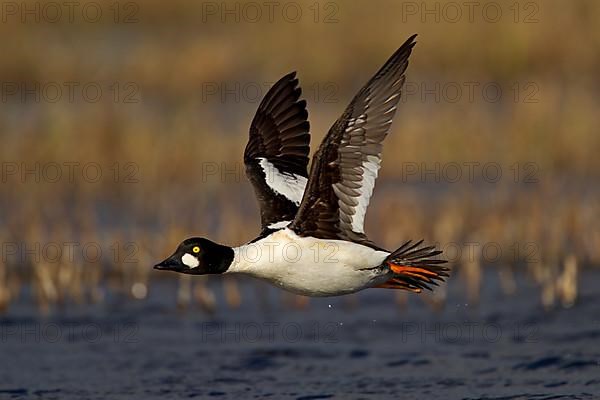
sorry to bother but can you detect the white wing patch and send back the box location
[182,253,199,268]
[350,155,381,233]
[268,220,292,230]
[258,158,307,206]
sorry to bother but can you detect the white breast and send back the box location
[226,228,389,296]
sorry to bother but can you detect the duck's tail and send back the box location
[376,240,449,293]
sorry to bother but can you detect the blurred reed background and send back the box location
[0,0,598,314]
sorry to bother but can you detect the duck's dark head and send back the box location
[154,237,234,275]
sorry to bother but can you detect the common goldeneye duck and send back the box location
[155,34,450,297]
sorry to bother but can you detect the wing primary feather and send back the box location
[290,35,417,247]
[244,72,311,232]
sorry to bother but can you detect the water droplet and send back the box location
[131,282,147,299]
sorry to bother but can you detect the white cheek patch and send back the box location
[182,253,200,268]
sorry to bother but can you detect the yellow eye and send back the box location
[192,246,200,254]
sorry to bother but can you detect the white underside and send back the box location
[226,228,390,296]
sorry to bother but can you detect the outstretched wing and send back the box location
[290,35,416,246]
[244,72,311,233]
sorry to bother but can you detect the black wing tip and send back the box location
[379,34,418,74]
[254,70,305,116]
[296,99,307,109]
[391,34,418,61]
[281,71,299,88]
[270,71,300,93]
[245,66,311,173]
[402,34,418,50]
[275,71,303,99]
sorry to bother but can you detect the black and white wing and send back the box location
[290,35,416,247]
[244,72,311,233]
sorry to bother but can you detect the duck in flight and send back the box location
[155,35,449,297]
